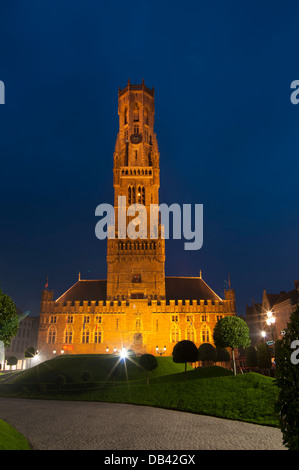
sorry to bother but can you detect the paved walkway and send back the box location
[0,398,286,450]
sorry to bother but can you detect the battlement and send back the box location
[118,79,154,97]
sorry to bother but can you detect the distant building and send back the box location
[5,312,39,369]
[246,280,299,345]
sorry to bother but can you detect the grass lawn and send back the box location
[0,354,280,428]
[0,419,31,450]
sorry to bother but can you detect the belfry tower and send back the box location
[106,80,166,301]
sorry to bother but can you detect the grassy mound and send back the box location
[0,355,279,427]
[0,419,31,450]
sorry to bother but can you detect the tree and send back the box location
[6,356,18,367]
[275,305,299,449]
[256,342,272,372]
[81,370,92,383]
[0,289,19,347]
[215,347,230,363]
[139,353,158,385]
[24,347,37,358]
[172,340,198,378]
[198,343,216,365]
[213,316,250,375]
[246,345,257,368]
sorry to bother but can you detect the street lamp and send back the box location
[106,346,109,353]
[156,345,166,356]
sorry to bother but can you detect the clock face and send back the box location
[130,133,143,144]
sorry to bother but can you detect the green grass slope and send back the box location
[0,419,31,450]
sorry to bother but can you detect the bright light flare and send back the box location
[120,347,127,359]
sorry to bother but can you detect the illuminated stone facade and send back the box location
[37,81,236,359]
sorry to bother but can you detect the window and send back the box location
[132,274,142,283]
[94,327,102,344]
[144,108,148,125]
[171,315,179,322]
[124,108,128,125]
[137,186,145,204]
[48,326,56,344]
[201,315,207,322]
[50,316,57,324]
[136,319,141,329]
[82,327,90,344]
[201,324,211,343]
[186,324,195,341]
[128,185,136,205]
[65,326,73,344]
[186,315,193,323]
[134,124,139,134]
[171,324,180,343]
[96,315,102,324]
[67,315,73,323]
[83,316,90,324]
[131,293,144,299]
[133,103,139,122]
[216,315,223,321]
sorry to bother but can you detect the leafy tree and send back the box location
[246,345,258,368]
[55,374,66,389]
[215,347,230,363]
[0,290,18,347]
[81,370,92,383]
[275,305,299,449]
[139,353,158,384]
[213,316,250,375]
[198,343,216,365]
[24,347,37,358]
[257,342,272,371]
[172,340,198,378]
[6,356,18,367]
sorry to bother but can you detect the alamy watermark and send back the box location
[95,196,203,251]
[0,81,5,104]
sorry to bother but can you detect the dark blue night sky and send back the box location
[0,1,298,316]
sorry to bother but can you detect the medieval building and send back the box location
[37,80,236,359]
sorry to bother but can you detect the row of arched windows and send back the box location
[128,185,145,204]
[48,323,211,346]
[170,324,211,343]
[124,105,149,125]
[47,326,103,345]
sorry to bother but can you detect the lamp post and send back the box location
[265,311,276,365]
[266,311,276,344]
[156,345,166,356]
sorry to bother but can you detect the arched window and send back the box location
[171,324,180,343]
[186,324,195,342]
[137,185,145,204]
[128,185,136,205]
[82,326,90,344]
[47,326,57,344]
[144,108,148,125]
[65,326,73,344]
[133,103,139,122]
[124,108,128,125]
[201,324,211,343]
[94,326,102,344]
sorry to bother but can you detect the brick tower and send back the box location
[106,79,166,301]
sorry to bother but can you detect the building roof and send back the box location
[165,277,222,302]
[56,280,107,303]
[55,276,222,303]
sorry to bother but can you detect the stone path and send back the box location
[0,398,286,450]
